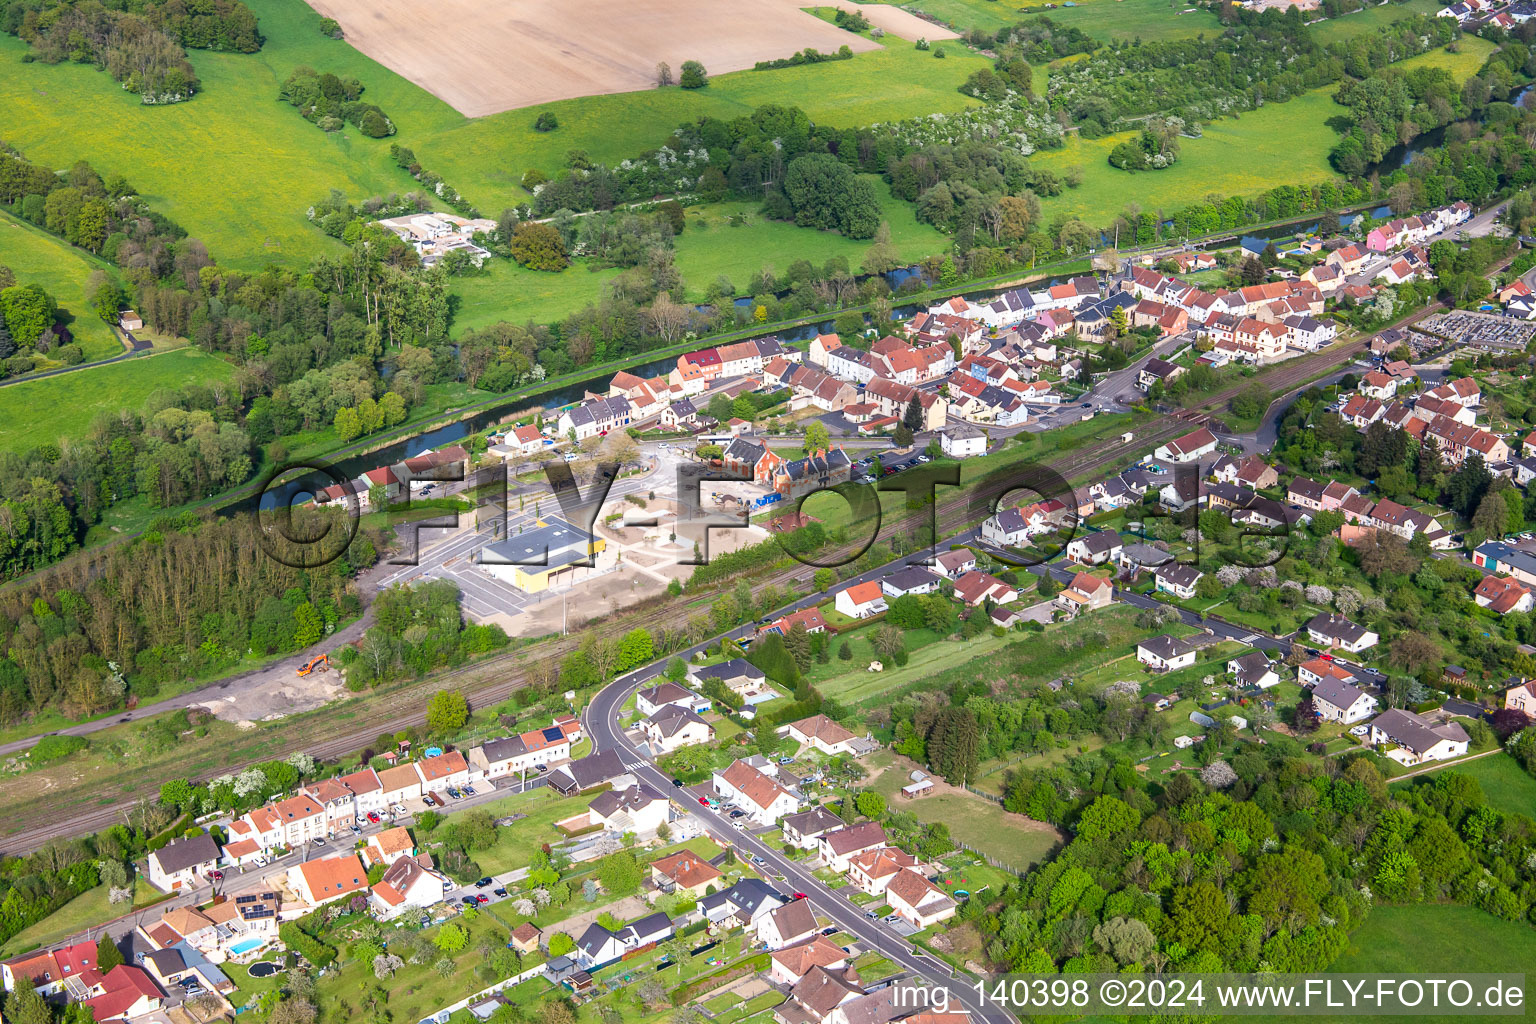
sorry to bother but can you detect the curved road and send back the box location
[582,593,1014,1024]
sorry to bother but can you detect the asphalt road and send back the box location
[584,650,1014,1024]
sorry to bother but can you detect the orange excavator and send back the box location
[296,653,330,677]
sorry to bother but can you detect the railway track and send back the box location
[0,335,1372,854]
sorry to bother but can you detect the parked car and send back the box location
[698,796,710,806]
[367,812,381,824]
[463,785,477,796]
[493,887,508,898]
[311,838,326,847]
[475,877,493,888]
[672,778,684,788]
[461,896,477,906]
[475,894,490,905]
[751,855,765,866]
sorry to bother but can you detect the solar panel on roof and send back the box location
[542,727,563,742]
[235,894,256,904]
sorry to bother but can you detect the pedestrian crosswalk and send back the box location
[1239,634,1260,644]
[623,760,648,771]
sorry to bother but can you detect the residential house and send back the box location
[713,760,801,825]
[768,938,848,986]
[845,846,918,896]
[940,422,987,458]
[636,680,705,717]
[1369,708,1469,766]
[755,898,818,950]
[691,659,769,702]
[146,833,220,893]
[783,714,860,755]
[83,966,164,1022]
[1137,634,1197,671]
[881,566,941,598]
[835,581,887,620]
[378,762,424,807]
[1298,657,1360,689]
[288,853,368,908]
[371,855,447,918]
[1159,475,1199,512]
[1153,564,1203,599]
[588,783,670,835]
[700,878,786,927]
[817,821,888,873]
[510,923,542,954]
[362,827,416,868]
[775,965,864,1024]
[415,750,471,794]
[1057,572,1113,613]
[1138,358,1184,392]
[781,806,846,850]
[547,750,627,795]
[1308,675,1378,725]
[1306,613,1379,653]
[952,570,1016,607]
[1065,531,1122,566]
[772,447,855,500]
[1155,427,1219,464]
[884,869,957,929]
[933,549,977,578]
[1229,651,1280,690]
[1474,575,1535,614]
[556,396,632,441]
[649,850,722,897]
[1503,679,1536,716]
[642,706,715,754]
[573,924,626,971]
[469,723,575,779]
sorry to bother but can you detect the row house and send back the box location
[1425,416,1510,466]
[1301,263,1345,293]
[721,437,785,485]
[1326,243,1369,275]
[1131,299,1189,336]
[556,395,632,440]
[1411,394,1475,426]
[1423,376,1480,409]
[1340,394,1387,430]
[1474,574,1535,613]
[1366,215,1431,252]
[1283,315,1336,351]
[908,311,986,352]
[773,447,854,499]
[870,336,953,384]
[955,353,1016,388]
[948,374,1028,426]
[469,720,576,779]
[1228,318,1287,363]
[301,766,387,832]
[969,287,1037,329]
[864,376,947,430]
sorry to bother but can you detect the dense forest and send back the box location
[979,748,1534,970]
[0,0,262,101]
[0,510,375,724]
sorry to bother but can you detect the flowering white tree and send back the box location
[1201,761,1238,789]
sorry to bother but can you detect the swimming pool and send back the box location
[229,938,265,956]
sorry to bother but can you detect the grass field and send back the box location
[1032,87,1345,223]
[0,348,237,452]
[1233,906,1536,1024]
[0,212,123,363]
[1390,752,1536,821]
[452,182,948,328]
[0,0,981,278]
[867,752,1061,869]
[0,885,112,957]
[1308,0,1446,45]
[899,0,1223,42]
[1388,36,1499,79]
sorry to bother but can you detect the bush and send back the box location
[534,111,559,132]
[679,60,708,88]
[56,344,84,365]
[31,734,87,764]
[318,16,342,37]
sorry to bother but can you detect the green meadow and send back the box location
[0,348,236,452]
[1031,88,1345,223]
[1308,0,1445,45]
[896,0,1223,42]
[0,0,983,273]
[1,212,123,362]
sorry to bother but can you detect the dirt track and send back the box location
[305,0,883,117]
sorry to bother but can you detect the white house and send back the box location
[1065,532,1122,566]
[834,581,887,619]
[754,898,818,950]
[884,869,957,929]
[932,549,977,578]
[1154,427,1219,464]
[1309,675,1378,725]
[370,856,446,918]
[588,783,671,835]
[1153,564,1203,599]
[635,681,704,717]
[1136,634,1197,672]
[940,423,987,458]
[1369,708,1469,766]
[146,834,221,893]
[713,760,801,825]
[781,714,859,755]
[642,706,715,754]
[817,821,888,873]
[881,566,941,598]
[781,806,845,850]
[1306,613,1378,654]
[1228,651,1279,690]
